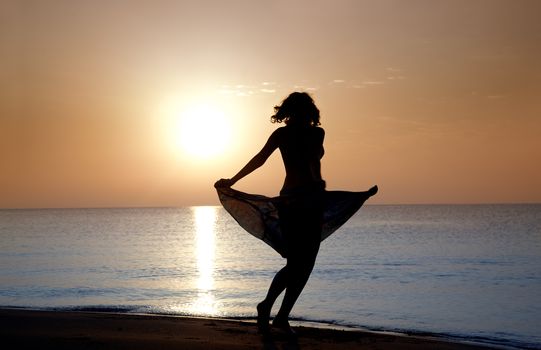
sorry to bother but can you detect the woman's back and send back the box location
[276,125,325,193]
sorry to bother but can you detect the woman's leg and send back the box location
[267,193,323,333]
[257,246,318,333]
[261,266,288,306]
[257,265,288,332]
[274,247,318,324]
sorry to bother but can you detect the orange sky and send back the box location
[1,0,540,208]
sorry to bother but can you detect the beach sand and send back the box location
[0,308,497,349]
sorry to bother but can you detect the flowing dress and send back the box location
[216,186,372,258]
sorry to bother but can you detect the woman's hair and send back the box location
[271,92,321,126]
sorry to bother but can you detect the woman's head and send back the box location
[271,92,321,126]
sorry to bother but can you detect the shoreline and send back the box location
[1,308,510,349]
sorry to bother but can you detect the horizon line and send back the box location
[1,202,540,210]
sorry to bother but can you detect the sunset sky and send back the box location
[1,0,540,208]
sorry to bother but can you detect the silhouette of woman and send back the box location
[215,92,377,336]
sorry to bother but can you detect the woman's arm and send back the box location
[215,129,280,188]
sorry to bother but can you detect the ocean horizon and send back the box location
[1,204,540,349]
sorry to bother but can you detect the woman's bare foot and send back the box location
[272,317,297,337]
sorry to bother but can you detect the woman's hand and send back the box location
[214,178,235,188]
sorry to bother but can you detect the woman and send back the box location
[215,92,377,336]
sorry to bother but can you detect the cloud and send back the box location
[385,68,406,81]
[387,75,406,80]
[293,84,318,91]
[218,84,256,97]
[363,80,385,85]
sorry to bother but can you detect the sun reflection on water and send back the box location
[191,206,218,315]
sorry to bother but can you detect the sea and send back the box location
[1,204,540,349]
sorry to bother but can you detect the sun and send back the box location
[175,104,231,159]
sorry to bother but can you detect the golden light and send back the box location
[191,206,218,315]
[176,104,231,159]
[194,206,216,291]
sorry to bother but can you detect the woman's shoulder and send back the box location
[280,125,324,132]
[271,126,287,137]
[311,126,325,139]
[275,125,324,139]
[268,126,287,144]
[313,126,325,135]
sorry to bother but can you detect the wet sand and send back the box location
[0,308,498,349]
